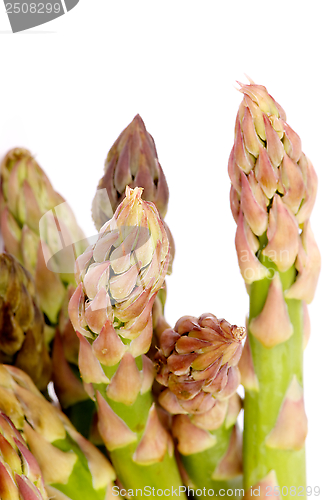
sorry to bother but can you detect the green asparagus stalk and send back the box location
[0,410,48,500]
[0,253,51,390]
[229,81,320,497]
[69,186,185,498]
[155,313,245,498]
[0,363,115,500]
[0,148,87,324]
[0,148,91,414]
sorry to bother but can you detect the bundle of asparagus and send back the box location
[0,81,319,500]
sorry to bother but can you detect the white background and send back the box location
[0,0,321,487]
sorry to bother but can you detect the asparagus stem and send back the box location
[244,255,306,497]
[64,399,97,440]
[111,447,185,497]
[93,359,186,499]
[179,424,243,499]
[50,441,108,500]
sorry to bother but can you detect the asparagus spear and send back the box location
[155,313,245,498]
[0,363,115,500]
[0,410,48,500]
[0,253,51,390]
[229,81,320,498]
[69,186,185,498]
[0,148,87,324]
[0,148,90,414]
[89,116,176,442]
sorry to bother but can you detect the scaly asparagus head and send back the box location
[156,313,245,496]
[92,114,169,228]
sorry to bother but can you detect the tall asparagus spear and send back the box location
[155,313,244,498]
[229,82,320,497]
[0,364,115,500]
[69,186,185,498]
